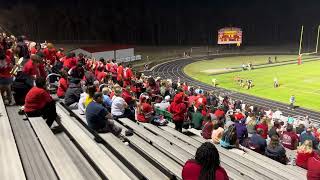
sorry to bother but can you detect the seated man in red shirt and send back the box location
[22,54,47,80]
[24,77,58,128]
[281,124,299,150]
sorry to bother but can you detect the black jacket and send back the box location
[64,83,83,106]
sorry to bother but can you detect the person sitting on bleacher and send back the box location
[249,128,267,154]
[307,149,320,179]
[296,140,314,169]
[56,70,68,99]
[191,105,204,130]
[136,94,154,123]
[182,142,229,180]
[111,87,133,120]
[234,119,248,145]
[265,135,288,164]
[24,77,58,128]
[154,95,170,111]
[220,124,239,149]
[300,126,319,149]
[281,124,299,150]
[256,117,269,139]
[85,92,122,136]
[211,120,224,144]
[22,54,46,80]
[64,78,83,109]
[101,87,112,108]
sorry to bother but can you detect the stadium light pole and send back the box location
[298,25,304,55]
[315,25,320,53]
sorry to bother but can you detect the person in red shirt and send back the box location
[307,150,320,180]
[56,71,69,98]
[117,62,124,84]
[168,93,187,132]
[96,67,107,83]
[296,140,314,169]
[123,64,133,87]
[22,54,47,79]
[0,50,13,104]
[281,124,299,150]
[63,53,77,70]
[182,142,229,180]
[43,43,57,65]
[234,109,245,121]
[121,86,133,105]
[137,94,154,123]
[30,43,41,55]
[24,77,57,128]
[56,48,65,60]
[214,107,225,120]
[256,117,269,139]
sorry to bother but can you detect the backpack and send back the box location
[151,116,168,126]
[201,121,213,139]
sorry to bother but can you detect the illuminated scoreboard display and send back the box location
[217,27,243,45]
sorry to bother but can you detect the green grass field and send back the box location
[184,55,320,111]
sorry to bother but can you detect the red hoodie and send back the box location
[296,151,314,169]
[57,77,68,98]
[168,93,187,122]
[307,153,320,180]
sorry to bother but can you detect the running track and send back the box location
[146,54,320,125]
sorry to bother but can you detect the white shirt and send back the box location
[78,93,88,115]
[154,102,170,110]
[111,96,126,116]
[273,110,282,120]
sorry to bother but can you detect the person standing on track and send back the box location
[274,77,279,88]
[289,95,295,110]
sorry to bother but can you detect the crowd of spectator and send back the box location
[1,33,320,179]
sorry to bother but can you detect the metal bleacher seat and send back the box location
[28,117,85,180]
[68,108,169,180]
[55,105,131,180]
[0,95,26,180]
[173,122,306,180]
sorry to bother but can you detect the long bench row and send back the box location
[0,95,26,180]
[61,102,306,180]
[1,93,307,180]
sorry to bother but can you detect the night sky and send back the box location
[0,0,319,45]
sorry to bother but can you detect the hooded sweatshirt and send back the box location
[265,145,287,164]
[168,93,187,122]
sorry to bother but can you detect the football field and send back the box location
[184,55,320,111]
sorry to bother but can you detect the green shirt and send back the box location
[191,112,204,130]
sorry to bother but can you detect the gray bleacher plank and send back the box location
[0,96,26,180]
[101,133,169,180]
[6,106,58,180]
[56,107,131,180]
[113,120,182,179]
[55,133,101,180]
[60,109,138,180]
[119,118,251,180]
[29,117,85,180]
[142,123,263,180]
[70,109,169,179]
[162,125,302,179]
[118,118,192,164]
[186,128,304,180]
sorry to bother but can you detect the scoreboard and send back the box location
[218,27,242,45]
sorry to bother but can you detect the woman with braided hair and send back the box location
[182,142,229,180]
